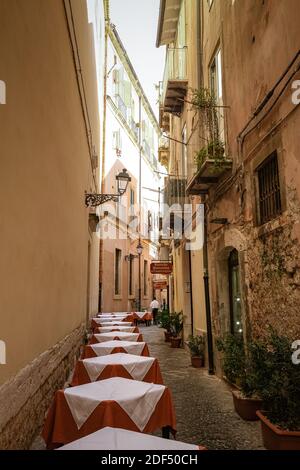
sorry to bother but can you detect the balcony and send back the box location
[161,48,188,116]
[158,136,170,169]
[186,158,233,196]
[116,95,127,121]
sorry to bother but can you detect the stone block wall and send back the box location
[0,325,85,449]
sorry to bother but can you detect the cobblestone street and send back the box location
[142,325,264,450]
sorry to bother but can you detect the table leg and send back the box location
[162,426,170,439]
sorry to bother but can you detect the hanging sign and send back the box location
[150,262,173,274]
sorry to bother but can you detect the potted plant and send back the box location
[160,313,172,342]
[187,335,205,368]
[254,328,300,450]
[216,334,263,421]
[169,312,183,348]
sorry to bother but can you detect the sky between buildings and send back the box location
[110,0,165,119]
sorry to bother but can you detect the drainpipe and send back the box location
[99,14,109,312]
[188,249,194,334]
[202,198,214,374]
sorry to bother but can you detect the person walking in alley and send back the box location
[150,297,160,325]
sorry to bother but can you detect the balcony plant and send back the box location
[191,87,227,171]
[187,334,205,368]
[169,311,183,348]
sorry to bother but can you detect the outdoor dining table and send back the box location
[58,427,204,450]
[82,340,150,359]
[91,318,133,330]
[89,331,144,344]
[133,311,153,326]
[42,378,176,449]
[95,325,139,333]
[71,353,163,386]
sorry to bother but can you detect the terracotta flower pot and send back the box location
[191,356,204,368]
[256,410,300,450]
[232,390,262,421]
[170,336,181,348]
[164,331,171,342]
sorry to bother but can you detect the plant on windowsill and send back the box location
[187,334,205,368]
[169,311,183,348]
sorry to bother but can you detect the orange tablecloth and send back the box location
[42,388,176,449]
[89,333,144,344]
[83,343,150,359]
[71,358,163,386]
[133,312,152,321]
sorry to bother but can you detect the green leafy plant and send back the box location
[159,311,171,332]
[195,139,225,170]
[249,328,300,430]
[169,311,183,337]
[216,333,246,385]
[187,335,205,358]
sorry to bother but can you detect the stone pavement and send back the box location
[31,323,264,450]
[142,324,264,450]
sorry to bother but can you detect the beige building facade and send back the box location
[0,0,102,448]
[99,13,162,313]
[157,0,207,345]
[157,0,300,376]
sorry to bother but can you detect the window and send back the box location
[209,47,224,142]
[113,129,122,157]
[257,151,282,225]
[210,48,222,100]
[228,250,243,336]
[143,260,148,296]
[128,256,134,296]
[114,249,122,296]
[130,188,135,206]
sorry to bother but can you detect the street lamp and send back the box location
[136,241,143,255]
[85,168,131,207]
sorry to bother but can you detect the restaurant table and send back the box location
[95,325,139,334]
[97,312,129,316]
[58,427,205,450]
[89,331,144,344]
[42,378,176,449]
[133,311,153,326]
[91,319,133,330]
[71,353,163,386]
[82,340,150,359]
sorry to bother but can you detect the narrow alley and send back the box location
[1,0,300,456]
[141,326,264,450]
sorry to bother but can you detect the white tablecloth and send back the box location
[58,427,199,450]
[90,340,146,356]
[80,353,155,382]
[64,378,165,431]
[93,319,132,326]
[134,311,150,319]
[96,326,136,333]
[92,332,140,343]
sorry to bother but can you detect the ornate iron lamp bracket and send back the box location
[85,193,120,207]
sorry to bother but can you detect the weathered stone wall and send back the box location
[245,187,300,340]
[0,325,84,450]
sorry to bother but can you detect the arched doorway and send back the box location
[228,249,243,336]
